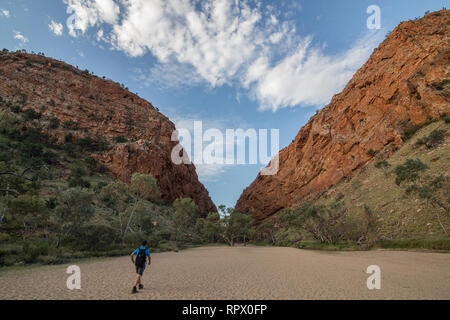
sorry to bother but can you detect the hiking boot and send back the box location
[132,286,138,294]
[139,284,144,290]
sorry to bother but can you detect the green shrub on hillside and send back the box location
[375,160,391,176]
[24,109,41,120]
[113,136,128,143]
[432,79,450,90]
[415,129,446,149]
[21,239,49,263]
[375,160,390,169]
[201,212,223,243]
[62,121,79,130]
[173,198,199,245]
[77,135,110,152]
[130,173,161,201]
[85,156,98,171]
[42,150,58,165]
[124,232,147,247]
[10,106,21,113]
[219,209,254,247]
[18,142,43,158]
[2,194,48,235]
[394,159,428,185]
[0,108,206,266]
[54,188,95,247]
[276,202,378,246]
[68,177,91,189]
[394,159,449,239]
[62,143,77,157]
[444,115,450,124]
[401,121,434,141]
[48,117,60,129]
[69,224,118,251]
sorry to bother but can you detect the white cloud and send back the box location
[0,9,10,17]
[64,0,292,86]
[64,0,120,37]
[195,164,228,182]
[62,0,383,111]
[49,20,64,36]
[132,64,204,90]
[96,29,104,41]
[244,32,383,111]
[13,31,28,44]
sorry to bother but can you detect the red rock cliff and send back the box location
[236,10,450,223]
[0,52,216,214]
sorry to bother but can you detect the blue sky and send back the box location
[0,0,448,208]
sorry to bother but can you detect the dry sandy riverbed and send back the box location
[0,246,449,300]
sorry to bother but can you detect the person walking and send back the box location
[131,240,151,294]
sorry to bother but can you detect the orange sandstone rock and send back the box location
[236,10,450,223]
[0,51,216,214]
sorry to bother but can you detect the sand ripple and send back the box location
[0,246,449,300]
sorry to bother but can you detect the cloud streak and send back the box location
[14,31,28,44]
[63,0,382,111]
[49,20,64,36]
[64,0,120,37]
[0,9,10,17]
[244,33,383,111]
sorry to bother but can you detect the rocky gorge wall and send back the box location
[0,51,216,214]
[236,10,450,223]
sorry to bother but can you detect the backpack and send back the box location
[135,248,147,268]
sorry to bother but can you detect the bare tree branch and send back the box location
[0,172,33,181]
[0,188,19,195]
